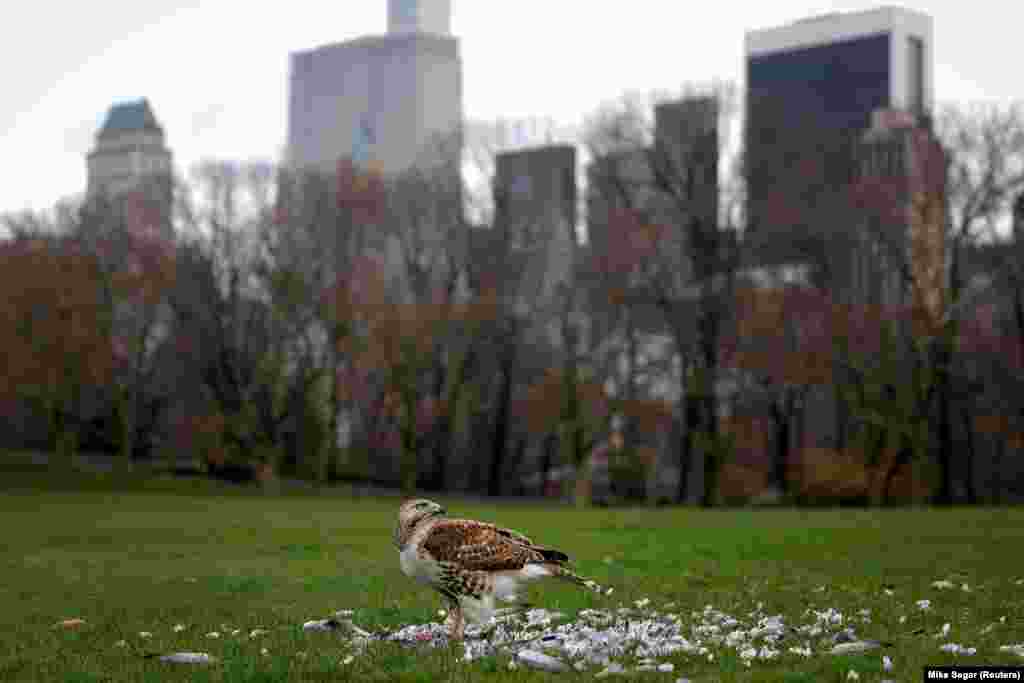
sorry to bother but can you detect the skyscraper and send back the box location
[388,0,452,36]
[744,7,934,249]
[87,99,173,199]
[85,99,174,239]
[286,0,462,177]
[492,144,577,314]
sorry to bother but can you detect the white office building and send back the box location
[286,0,462,176]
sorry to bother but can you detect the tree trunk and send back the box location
[574,470,590,508]
[487,352,514,498]
[768,389,792,495]
[933,343,955,505]
[960,400,977,504]
[539,434,555,498]
[117,388,136,472]
[673,412,691,504]
[698,342,722,508]
[47,392,75,473]
[882,437,912,505]
[424,349,473,493]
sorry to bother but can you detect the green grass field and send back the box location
[1,467,1022,682]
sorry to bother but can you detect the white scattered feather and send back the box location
[138,631,152,638]
[205,631,220,639]
[517,649,568,672]
[158,652,217,665]
[831,641,883,654]
[940,643,976,655]
[931,580,954,590]
[883,655,893,671]
[916,599,931,610]
[173,624,187,633]
[999,644,1024,658]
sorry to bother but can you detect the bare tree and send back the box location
[582,84,740,506]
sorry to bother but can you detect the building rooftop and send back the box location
[292,31,458,62]
[745,5,932,56]
[98,99,163,138]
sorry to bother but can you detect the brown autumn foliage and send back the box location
[792,446,932,503]
[520,369,607,436]
[720,414,771,464]
[617,398,674,434]
[729,286,835,386]
[718,463,770,501]
[0,237,114,452]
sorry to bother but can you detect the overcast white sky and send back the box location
[0,0,1020,215]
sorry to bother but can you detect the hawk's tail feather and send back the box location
[536,546,570,563]
[546,564,613,596]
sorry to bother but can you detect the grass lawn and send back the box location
[1,467,1023,682]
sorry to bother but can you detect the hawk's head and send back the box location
[394,499,446,549]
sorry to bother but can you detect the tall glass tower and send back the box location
[743,7,933,252]
[286,0,461,176]
[387,0,451,36]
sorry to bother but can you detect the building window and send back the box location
[908,36,925,116]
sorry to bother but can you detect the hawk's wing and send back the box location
[421,518,569,572]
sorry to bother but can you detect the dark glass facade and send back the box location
[745,32,892,260]
[747,32,891,135]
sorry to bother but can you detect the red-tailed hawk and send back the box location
[393,499,604,640]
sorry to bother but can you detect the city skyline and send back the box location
[1,0,1020,216]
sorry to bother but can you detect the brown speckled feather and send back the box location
[421,519,569,572]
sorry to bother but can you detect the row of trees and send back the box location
[2,90,1023,505]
